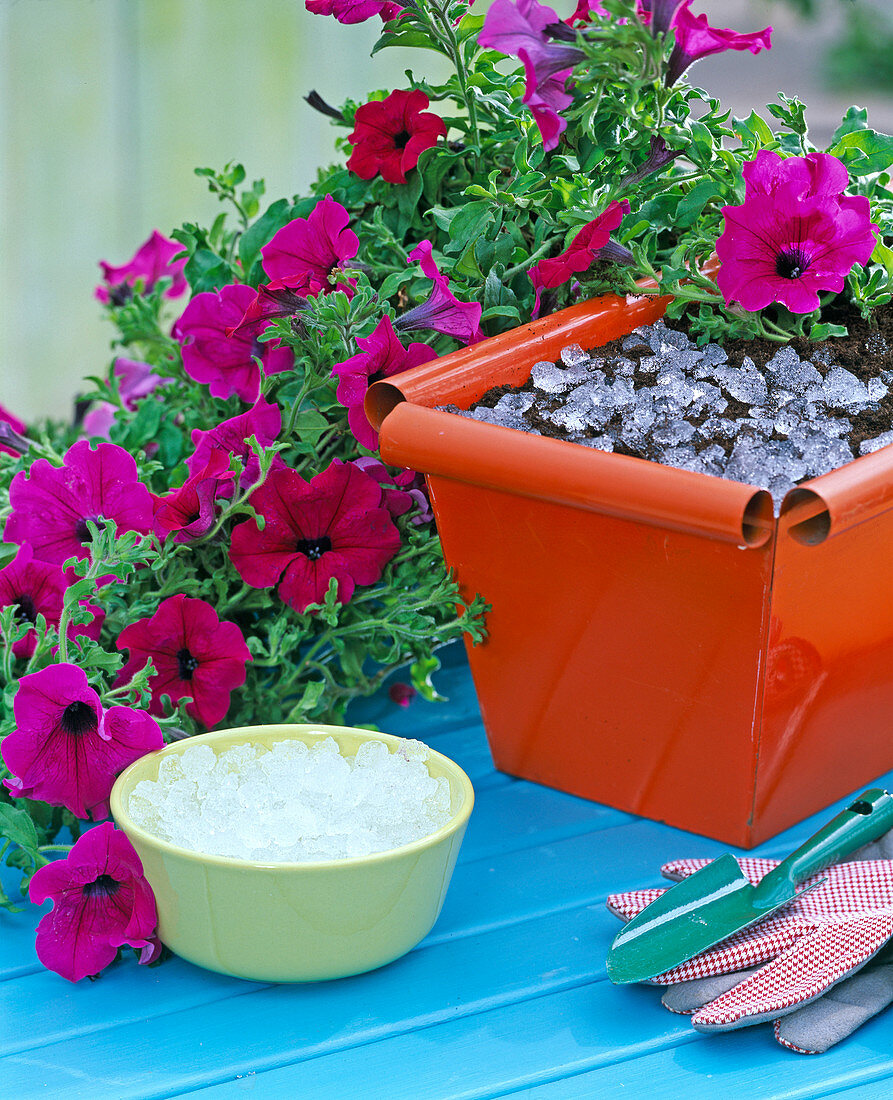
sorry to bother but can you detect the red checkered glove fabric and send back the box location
[607,857,893,1053]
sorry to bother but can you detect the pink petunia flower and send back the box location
[28,822,160,982]
[4,440,154,568]
[332,316,435,449]
[394,241,485,345]
[716,152,879,314]
[0,544,103,659]
[665,1,771,85]
[2,663,163,820]
[305,0,402,25]
[0,402,28,457]
[173,283,294,404]
[115,595,251,729]
[153,451,236,543]
[352,457,433,524]
[95,230,187,305]
[229,460,401,614]
[261,196,359,299]
[186,396,282,498]
[528,199,630,317]
[348,89,447,185]
[83,358,172,440]
[478,0,582,150]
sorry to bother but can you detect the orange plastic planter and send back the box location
[367,292,893,848]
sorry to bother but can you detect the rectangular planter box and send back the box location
[367,292,893,848]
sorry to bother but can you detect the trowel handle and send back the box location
[752,789,893,909]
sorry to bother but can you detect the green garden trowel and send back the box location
[607,788,893,985]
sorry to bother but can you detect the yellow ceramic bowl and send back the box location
[110,723,474,983]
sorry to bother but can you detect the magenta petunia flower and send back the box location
[261,196,360,299]
[348,89,447,185]
[229,460,401,614]
[388,682,417,708]
[28,822,160,982]
[4,440,154,568]
[173,283,294,404]
[478,0,582,150]
[153,451,235,543]
[394,241,485,345]
[186,396,282,498]
[353,457,433,524]
[0,402,28,457]
[95,230,187,305]
[116,595,251,729]
[528,199,630,316]
[665,1,771,85]
[0,544,103,659]
[305,0,402,25]
[83,358,171,440]
[716,152,879,314]
[2,663,163,820]
[332,316,435,449]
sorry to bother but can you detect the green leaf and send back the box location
[371,30,447,56]
[828,129,893,175]
[239,198,293,274]
[447,201,494,244]
[0,803,40,858]
[809,322,848,340]
[410,655,444,703]
[674,181,719,229]
[183,248,234,294]
[872,239,893,276]
[829,106,869,146]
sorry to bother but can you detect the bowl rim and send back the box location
[110,722,475,872]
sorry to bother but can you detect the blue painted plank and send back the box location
[494,1013,893,1100]
[0,904,625,1098]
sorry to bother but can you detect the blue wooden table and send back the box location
[3,643,892,1098]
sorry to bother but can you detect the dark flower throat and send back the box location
[177,648,200,680]
[83,873,120,898]
[62,700,98,736]
[296,536,332,561]
[776,247,811,280]
[14,594,37,624]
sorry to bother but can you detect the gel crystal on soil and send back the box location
[448,312,893,509]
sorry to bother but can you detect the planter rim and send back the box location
[368,292,893,548]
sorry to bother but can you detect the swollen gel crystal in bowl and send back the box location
[127,736,454,862]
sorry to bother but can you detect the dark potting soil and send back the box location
[464,304,893,488]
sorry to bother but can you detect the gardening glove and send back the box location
[606,848,893,1054]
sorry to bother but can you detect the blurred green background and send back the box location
[2,0,892,424]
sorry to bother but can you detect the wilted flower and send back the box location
[153,451,236,543]
[395,241,484,345]
[4,440,154,568]
[388,682,417,707]
[716,152,878,314]
[348,89,447,185]
[0,402,28,457]
[261,195,359,298]
[186,397,283,497]
[352,456,433,524]
[229,460,401,614]
[95,230,187,305]
[173,283,294,403]
[332,315,435,449]
[529,200,631,316]
[116,595,251,729]
[226,282,309,339]
[29,823,160,982]
[2,663,163,820]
